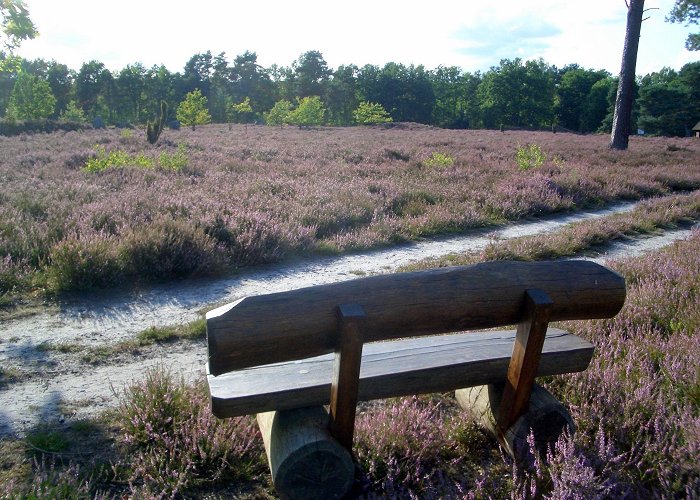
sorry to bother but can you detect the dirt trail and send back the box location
[1,203,696,436]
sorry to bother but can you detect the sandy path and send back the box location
[1,207,696,437]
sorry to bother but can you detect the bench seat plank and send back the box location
[209,328,593,418]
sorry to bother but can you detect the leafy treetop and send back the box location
[353,101,392,125]
[176,89,211,130]
[668,0,700,50]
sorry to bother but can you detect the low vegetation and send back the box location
[1,126,699,302]
[3,230,698,497]
[403,190,700,271]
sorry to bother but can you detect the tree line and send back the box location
[1,49,699,136]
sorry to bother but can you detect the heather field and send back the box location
[2,230,699,498]
[1,124,700,297]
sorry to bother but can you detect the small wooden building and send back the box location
[694,121,700,138]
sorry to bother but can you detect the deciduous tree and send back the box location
[265,99,292,126]
[1,0,37,71]
[667,0,700,50]
[353,101,392,124]
[286,96,325,128]
[176,89,211,130]
[6,70,55,119]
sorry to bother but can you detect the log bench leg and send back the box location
[257,406,355,500]
[456,383,575,460]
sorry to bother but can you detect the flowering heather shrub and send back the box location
[481,190,700,262]
[354,396,487,496]
[47,233,124,291]
[542,231,700,496]
[0,458,99,499]
[1,126,699,293]
[119,217,226,280]
[116,365,265,497]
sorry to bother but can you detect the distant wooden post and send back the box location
[329,303,365,451]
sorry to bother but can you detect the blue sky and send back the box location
[16,0,699,75]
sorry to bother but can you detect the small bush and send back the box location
[354,396,476,496]
[46,234,124,292]
[119,218,225,281]
[92,116,105,129]
[116,366,264,497]
[0,255,28,294]
[0,118,87,136]
[158,143,188,172]
[423,151,454,168]
[83,145,154,173]
[0,459,95,499]
[516,143,547,171]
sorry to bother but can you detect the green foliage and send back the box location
[667,0,700,50]
[158,143,188,171]
[146,100,167,144]
[423,151,454,168]
[286,95,326,127]
[353,100,392,124]
[0,118,86,136]
[176,89,211,130]
[515,143,546,171]
[83,145,153,173]
[477,58,555,128]
[6,71,56,120]
[1,0,37,59]
[230,96,253,124]
[60,100,86,122]
[83,144,188,173]
[264,99,292,126]
[638,83,690,136]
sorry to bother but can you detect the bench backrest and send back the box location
[207,260,625,376]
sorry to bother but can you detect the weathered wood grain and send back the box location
[207,260,624,375]
[328,304,365,451]
[456,383,575,460]
[497,289,553,433]
[257,406,354,499]
[209,328,593,418]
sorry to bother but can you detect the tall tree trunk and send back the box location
[610,0,645,150]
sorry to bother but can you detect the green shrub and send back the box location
[158,143,188,171]
[116,366,264,496]
[0,118,87,136]
[354,101,392,125]
[83,145,154,173]
[423,151,454,168]
[516,143,546,171]
[119,218,224,281]
[46,235,124,292]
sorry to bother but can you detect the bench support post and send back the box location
[329,303,365,451]
[497,288,553,436]
[456,383,575,460]
[257,406,355,499]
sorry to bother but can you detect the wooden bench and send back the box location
[206,260,625,499]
